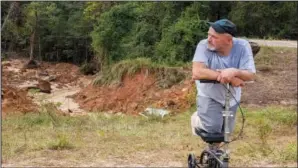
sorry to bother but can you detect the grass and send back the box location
[232,106,297,165]
[93,57,189,88]
[2,104,297,167]
[254,46,296,66]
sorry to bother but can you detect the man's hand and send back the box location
[230,77,245,87]
[216,68,238,83]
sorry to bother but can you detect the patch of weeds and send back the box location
[40,102,62,127]
[79,61,98,75]
[256,118,273,156]
[55,102,62,108]
[279,142,297,162]
[48,133,74,150]
[28,88,40,95]
[22,112,52,127]
[246,107,297,128]
[185,84,197,107]
[155,67,186,89]
[93,58,154,86]
[92,57,187,88]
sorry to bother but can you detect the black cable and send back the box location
[218,84,245,148]
[213,54,246,147]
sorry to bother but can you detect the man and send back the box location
[191,19,256,135]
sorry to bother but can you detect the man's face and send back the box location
[207,27,230,51]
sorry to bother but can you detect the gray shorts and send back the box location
[197,96,238,134]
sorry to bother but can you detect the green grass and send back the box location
[280,141,297,162]
[2,105,297,166]
[93,57,189,88]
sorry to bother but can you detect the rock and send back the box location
[42,75,56,82]
[249,41,261,57]
[2,62,11,67]
[142,107,169,118]
[167,100,176,107]
[37,79,51,93]
[130,102,138,110]
[38,70,49,76]
[23,59,39,69]
[182,87,188,92]
[20,68,27,73]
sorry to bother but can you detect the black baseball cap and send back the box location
[208,19,237,37]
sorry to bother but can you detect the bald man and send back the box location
[191,19,256,135]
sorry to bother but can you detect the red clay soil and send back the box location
[74,70,194,115]
[2,85,38,118]
[37,62,83,86]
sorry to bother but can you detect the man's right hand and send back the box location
[230,77,245,87]
[216,68,238,83]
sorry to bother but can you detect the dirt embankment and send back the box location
[74,70,194,115]
[2,44,297,117]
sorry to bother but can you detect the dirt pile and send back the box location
[50,63,81,85]
[2,58,93,117]
[2,85,38,117]
[74,70,194,115]
[2,58,89,88]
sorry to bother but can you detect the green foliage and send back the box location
[91,2,208,66]
[229,2,297,39]
[79,61,98,75]
[93,57,155,86]
[155,3,209,65]
[1,1,296,67]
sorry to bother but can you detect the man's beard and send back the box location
[207,44,216,51]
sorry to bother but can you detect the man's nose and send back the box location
[207,36,212,42]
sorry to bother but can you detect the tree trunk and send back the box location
[39,36,41,61]
[29,30,35,60]
[85,39,88,62]
[29,10,38,60]
[1,2,19,31]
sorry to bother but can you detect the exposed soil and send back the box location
[1,56,93,118]
[2,44,297,118]
[74,70,194,115]
[1,85,38,118]
[241,47,297,106]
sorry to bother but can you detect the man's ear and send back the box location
[223,33,232,43]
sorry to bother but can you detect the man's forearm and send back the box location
[192,68,220,80]
[235,69,255,81]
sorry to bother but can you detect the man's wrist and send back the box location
[215,71,221,81]
[233,68,241,77]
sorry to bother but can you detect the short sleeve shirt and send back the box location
[192,38,256,107]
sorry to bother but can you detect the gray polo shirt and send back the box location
[192,38,256,107]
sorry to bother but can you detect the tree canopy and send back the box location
[1,1,297,66]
